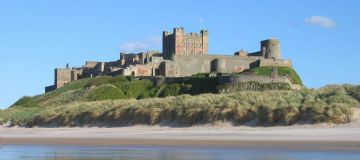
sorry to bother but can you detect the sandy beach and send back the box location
[1,120,360,151]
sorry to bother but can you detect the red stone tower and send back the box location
[163,27,208,60]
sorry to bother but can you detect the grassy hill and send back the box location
[1,83,359,127]
[2,67,359,127]
[10,66,301,110]
[10,76,218,109]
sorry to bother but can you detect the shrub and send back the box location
[86,84,125,101]
[345,85,360,103]
[191,73,209,77]
[277,106,300,125]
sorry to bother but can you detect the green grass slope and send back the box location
[250,66,303,85]
[10,75,295,110]
[10,76,186,109]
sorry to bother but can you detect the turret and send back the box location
[120,52,125,66]
[213,58,226,73]
[201,29,208,54]
[261,39,281,59]
[173,27,184,35]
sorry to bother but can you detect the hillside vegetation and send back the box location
[1,83,359,127]
[9,71,296,109]
[2,68,358,127]
[250,66,303,85]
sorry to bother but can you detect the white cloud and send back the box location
[120,35,162,52]
[148,35,162,45]
[305,16,336,28]
[120,42,149,52]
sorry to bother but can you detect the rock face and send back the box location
[45,27,292,92]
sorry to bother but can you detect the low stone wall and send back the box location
[217,81,292,93]
[138,76,166,86]
[45,85,56,93]
[140,75,292,84]
[139,75,297,88]
[216,75,304,90]
[216,75,292,84]
[259,59,292,67]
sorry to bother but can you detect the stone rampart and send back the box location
[162,55,264,77]
[259,59,292,67]
[216,75,291,84]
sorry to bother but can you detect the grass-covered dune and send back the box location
[1,84,359,127]
[1,67,358,127]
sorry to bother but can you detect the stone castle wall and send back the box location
[161,54,291,77]
[217,75,302,90]
[258,58,292,67]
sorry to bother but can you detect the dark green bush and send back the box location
[346,85,360,102]
[86,85,125,101]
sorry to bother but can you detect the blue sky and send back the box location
[0,0,359,109]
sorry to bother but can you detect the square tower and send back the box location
[162,27,208,60]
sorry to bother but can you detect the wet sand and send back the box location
[1,124,360,151]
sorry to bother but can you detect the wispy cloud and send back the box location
[120,42,149,52]
[148,35,162,45]
[305,16,336,28]
[120,35,162,52]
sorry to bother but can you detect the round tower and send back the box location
[214,58,226,73]
[261,39,281,59]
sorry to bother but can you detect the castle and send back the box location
[45,27,292,92]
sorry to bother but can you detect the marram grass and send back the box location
[1,84,359,127]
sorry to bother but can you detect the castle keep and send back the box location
[163,27,208,59]
[45,27,292,92]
